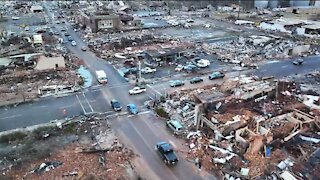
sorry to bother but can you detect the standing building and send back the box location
[79,12,121,33]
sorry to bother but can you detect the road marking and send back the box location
[1,114,22,120]
[127,114,135,118]
[146,84,162,96]
[107,83,130,89]
[76,94,87,114]
[168,140,178,149]
[127,118,156,152]
[82,92,94,113]
[147,93,154,100]
[281,65,288,68]
[39,105,48,108]
[138,111,150,115]
[59,105,74,109]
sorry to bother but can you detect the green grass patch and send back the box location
[62,122,77,134]
[32,126,57,140]
[0,131,28,144]
[155,107,169,119]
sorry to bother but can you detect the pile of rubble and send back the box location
[0,115,136,179]
[0,68,82,105]
[203,35,319,65]
[159,75,320,179]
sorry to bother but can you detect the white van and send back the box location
[96,70,107,84]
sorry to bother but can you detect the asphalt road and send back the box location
[111,112,215,180]
[254,56,320,78]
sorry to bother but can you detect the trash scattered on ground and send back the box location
[0,115,137,179]
[157,74,320,179]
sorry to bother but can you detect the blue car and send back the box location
[209,72,225,80]
[170,80,185,87]
[127,103,138,114]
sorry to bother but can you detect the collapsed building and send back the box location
[0,35,83,105]
[203,34,319,66]
[158,75,320,179]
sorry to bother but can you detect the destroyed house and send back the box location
[302,24,320,35]
[260,18,305,33]
[144,47,184,63]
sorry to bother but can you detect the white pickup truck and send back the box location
[129,86,146,95]
[141,67,156,74]
[96,70,107,84]
[196,59,210,68]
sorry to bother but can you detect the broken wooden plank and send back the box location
[284,130,301,142]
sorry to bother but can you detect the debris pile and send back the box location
[203,35,318,65]
[159,75,320,179]
[0,115,136,179]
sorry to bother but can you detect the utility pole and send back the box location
[237,0,241,20]
[138,60,142,86]
[275,80,279,101]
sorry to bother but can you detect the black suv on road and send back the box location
[155,142,178,165]
[111,99,122,111]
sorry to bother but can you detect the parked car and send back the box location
[81,46,87,51]
[155,142,178,165]
[71,41,77,46]
[129,86,146,95]
[67,36,73,41]
[166,119,183,135]
[190,77,203,84]
[209,72,225,80]
[141,67,156,74]
[170,80,184,87]
[127,103,138,114]
[111,99,122,111]
[184,64,197,73]
[293,59,304,65]
[175,65,184,72]
[123,67,138,76]
[196,59,210,68]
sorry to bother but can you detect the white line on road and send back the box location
[146,84,162,96]
[59,105,74,109]
[107,83,130,89]
[127,111,150,118]
[138,111,150,115]
[147,94,154,100]
[1,114,22,120]
[82,92,94,113]
[168,140,178,149]
[76,94,87,114]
